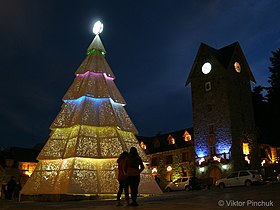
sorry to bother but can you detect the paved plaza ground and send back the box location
[0,182,279,210]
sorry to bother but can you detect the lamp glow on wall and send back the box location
[245,156,250,164]
[152,167,158,174]
[213,156,221,162]
[199,167,205,173]
[198,157,205,165]
[222,164,228,170]
[216,144,231,155]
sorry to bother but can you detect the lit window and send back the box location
[243,143,250,155]
[234,62,241,73]
[140,141,147,150]
[182,130,191,141]
[18,162,37,177]
[168,135,175,144]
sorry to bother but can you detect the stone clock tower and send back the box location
[186,42,258,179]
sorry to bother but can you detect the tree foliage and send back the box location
[266,48,280,146]
[252,48,280,146]
[266,48,280,108]
[252,85,267,128]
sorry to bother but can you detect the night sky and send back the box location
[1,0,279,148]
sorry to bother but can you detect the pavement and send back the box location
[0,192,204,210]
[0,182,280,210]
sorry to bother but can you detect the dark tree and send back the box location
[265,48,280,146]
[266,48,280,108]
[252,85,267,126]
[252,85,268,144]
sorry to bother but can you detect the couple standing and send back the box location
[116,147,144,207]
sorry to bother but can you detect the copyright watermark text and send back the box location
[218,199,274,207]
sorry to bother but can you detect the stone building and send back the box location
[259,144,280,179]
[137,128,194,189]
[0,147,40,199]
[186,42,259,183]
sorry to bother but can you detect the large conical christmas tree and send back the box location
[21,22,162,196]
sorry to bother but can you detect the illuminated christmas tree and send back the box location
[21,21,162,196]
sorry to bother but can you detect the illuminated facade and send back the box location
[18,162,37,177]
[137,129,194,190]
[186,42,259,182]
[0,146,40,197]
[21,30,161,196]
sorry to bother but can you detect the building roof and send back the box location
[1,147,40,163]
[186,42,256,85]
[136,128,193,154]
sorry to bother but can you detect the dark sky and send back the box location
[1,0,279,148]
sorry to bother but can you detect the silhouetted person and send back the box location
[7,176,16,200]
[155,175,160,184]
[14,181,21,200]
[124,147,144,206]
[116,151,129,206]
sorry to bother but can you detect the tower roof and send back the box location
[186,42,256,85]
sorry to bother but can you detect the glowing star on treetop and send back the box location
[92,20,103,35]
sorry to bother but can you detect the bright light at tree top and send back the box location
[93,21,103,35]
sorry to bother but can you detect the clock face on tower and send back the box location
[202,62,212,74]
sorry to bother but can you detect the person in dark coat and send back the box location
[124,147,144,206]
[6,176,16,200]
[116,151,129,206]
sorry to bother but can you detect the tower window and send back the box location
[210,145,216,156]
[208,134,216,146]
[209,125,214,134]
[234,62,241,73]
[205,81,211,91]
[207,104,212,112]
[243,143,250,155]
